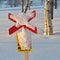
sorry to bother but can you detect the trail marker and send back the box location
[8,10,37,35]
[8,10,37,60]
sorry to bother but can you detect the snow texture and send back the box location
[0,6,60,60]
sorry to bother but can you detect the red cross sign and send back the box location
[8,10,37,35]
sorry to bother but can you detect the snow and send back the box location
[0,5,43,11]
[0,6,60,60]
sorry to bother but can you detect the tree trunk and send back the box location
[44,0,53,36]
[21,0,24,12]
[55,0,57,9]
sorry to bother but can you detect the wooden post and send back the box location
[24,52,28,60]
[20,1,29,60]
[44,0,53,36]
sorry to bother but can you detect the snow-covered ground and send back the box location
[0,6,60,60]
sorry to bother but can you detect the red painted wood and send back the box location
[8,10,37,35]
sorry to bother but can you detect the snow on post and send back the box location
[16,12,37,52]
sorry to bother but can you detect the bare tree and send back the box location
[41,0,44,4]
[24,0,30,13]
[8,0,13,7]
[55,0,57,9]
[26,0,30,10]
[20,0,24,12]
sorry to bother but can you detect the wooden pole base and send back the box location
[24,52,28,60]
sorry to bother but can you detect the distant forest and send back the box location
[0,0,60,8]
[0,0,44,7]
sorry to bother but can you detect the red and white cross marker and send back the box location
[8,10,37,35]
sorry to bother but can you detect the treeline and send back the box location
[0,0,44,7]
